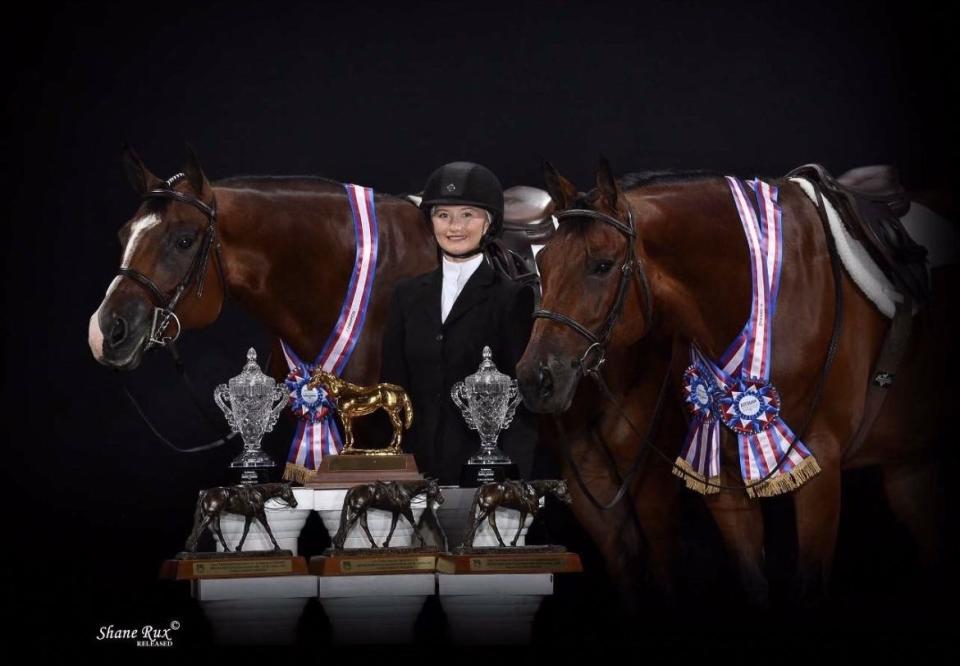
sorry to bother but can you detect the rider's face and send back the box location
[431,205,490,260]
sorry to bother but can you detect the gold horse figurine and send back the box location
[307,369,413,455]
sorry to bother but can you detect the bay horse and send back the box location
[307,368,413,453]
[332,479,444,549]
[185,482,297,553]
[517,160,954,604]
[87,144,436,388]
[460,479,572,548]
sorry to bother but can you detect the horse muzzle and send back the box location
[517,353,580,414]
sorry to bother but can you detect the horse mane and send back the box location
[617,169,725,191]
[214,174,411,203]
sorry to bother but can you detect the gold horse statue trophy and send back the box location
[307,368,413,455]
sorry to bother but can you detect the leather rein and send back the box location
[534,189,845,510]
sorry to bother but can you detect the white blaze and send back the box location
[121,213,162,268]
[88,275,122,362]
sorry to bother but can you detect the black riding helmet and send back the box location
[420,161,504,240]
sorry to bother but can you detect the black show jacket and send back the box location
[380,258,537,485]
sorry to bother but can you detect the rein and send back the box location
[537,183,845,508]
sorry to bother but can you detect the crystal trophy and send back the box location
[214,348,288,484]
[451,346,522,487]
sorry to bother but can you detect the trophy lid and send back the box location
[465,346,514,391]
[227,348,277,398]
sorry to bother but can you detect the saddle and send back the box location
[786,163,930,302]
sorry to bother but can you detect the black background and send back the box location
[6,0,955,661]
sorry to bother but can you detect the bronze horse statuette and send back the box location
[459,479,572,549]
[184,482,297,554]
[332,479,444,550]
[308,368,413,454]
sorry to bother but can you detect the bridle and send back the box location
[115,173,238,455]
[117,173,227,350]
[532,206,654,376]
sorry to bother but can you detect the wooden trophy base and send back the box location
[306,452,422,488]
[310,548,440,576]
[160,551,309,580]
[437,548,583,575]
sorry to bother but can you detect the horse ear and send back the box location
[595,156,622,211]
[183,142,212,198]
[121,143,162,195]
[543,161,577,210]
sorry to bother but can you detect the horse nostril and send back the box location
[538,364,554,398]
[109,316,127,347]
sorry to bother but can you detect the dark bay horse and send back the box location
[88,145,436,386]
[185,482,297,552]
[332,479,444,549]
[517,161,954,604]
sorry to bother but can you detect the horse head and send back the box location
[88,144,226,370]
[517,159,656,414]
[423,478,444,507]
[547,479,572,505]
[273,482,298,509]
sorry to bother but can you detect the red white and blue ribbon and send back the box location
[675,178,820,497]
[281,184,379,482]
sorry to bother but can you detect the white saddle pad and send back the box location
[789,177,958,318]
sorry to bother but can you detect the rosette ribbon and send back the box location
[675,178,820,497]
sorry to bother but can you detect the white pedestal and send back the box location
[214,487,314,554]
[438,573,553,644]
[192,575,317,645]
[438,487,536,549]
[317,574,435,644]
[313,488,431,548]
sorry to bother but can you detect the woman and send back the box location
[380,161,537,485]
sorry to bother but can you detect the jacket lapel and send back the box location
[414,267,443,331]
[444,259,495,327]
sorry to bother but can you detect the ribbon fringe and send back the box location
[283,462,315,485]
[672,458,721,495]
[744,455,821,498]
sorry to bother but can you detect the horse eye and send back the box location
[591,259,615,275]
[176,235,196,250]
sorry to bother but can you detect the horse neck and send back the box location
[214,184,358,358]
[626,181,753,359]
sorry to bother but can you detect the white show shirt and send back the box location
[440,253,484,323]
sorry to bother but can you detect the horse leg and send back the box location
[185,515,211,552]
[342,417,354,452]
[511,510,527,547]
[462,509,487,548]
[359,511,377,548]
[703,485,768,606]
[384,512,400,547]
[237,516,253,552]
[792,460,842,606]
[256,509,283,550]
[211,515,231,552]
[387,408,402,452]
[400,507,423,546]
[879,458,943,579]
[488,511,507,547]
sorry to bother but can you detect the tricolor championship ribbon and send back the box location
[281,184,379,483]
[674,178,820,497]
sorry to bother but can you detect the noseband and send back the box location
[532,206,654,376]
[117,174,227,350]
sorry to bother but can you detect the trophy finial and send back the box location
[482,346,492,360]
[247,347,258,362]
